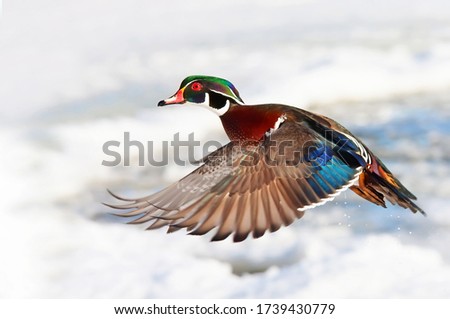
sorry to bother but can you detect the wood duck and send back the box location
[107,75,425,242]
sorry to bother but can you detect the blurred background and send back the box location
[1,0,450,298]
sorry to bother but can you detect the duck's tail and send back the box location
[350,154,426,216]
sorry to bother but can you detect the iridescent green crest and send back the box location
[180,75,244,104]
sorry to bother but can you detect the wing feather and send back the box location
[107,120,363,241]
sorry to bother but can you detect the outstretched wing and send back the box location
[293,107,426,215]
[106,121,363,242]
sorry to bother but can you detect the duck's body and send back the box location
[107,75,425,242]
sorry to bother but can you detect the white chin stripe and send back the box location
[201,92,210,106]
[215,99,230,116]
[194,93,230,116]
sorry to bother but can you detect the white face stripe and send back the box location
[209,89,243,105]
[183,80,243,105]
[203,91,210,106]
[215,99,230,116]
[182,80,241,117]
[191,93,231,116]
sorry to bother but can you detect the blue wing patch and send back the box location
[304,142,333,167]
[301,141,362,208]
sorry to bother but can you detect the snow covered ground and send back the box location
[1,0,450,298]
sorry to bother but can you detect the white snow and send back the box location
[1,0,450,298]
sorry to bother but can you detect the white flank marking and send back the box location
[265,113,287,136]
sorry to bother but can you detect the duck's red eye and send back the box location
[191,82,202,91]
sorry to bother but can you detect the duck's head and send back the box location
[157,75,244,116]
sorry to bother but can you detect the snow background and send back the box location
[1,0,450,298]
